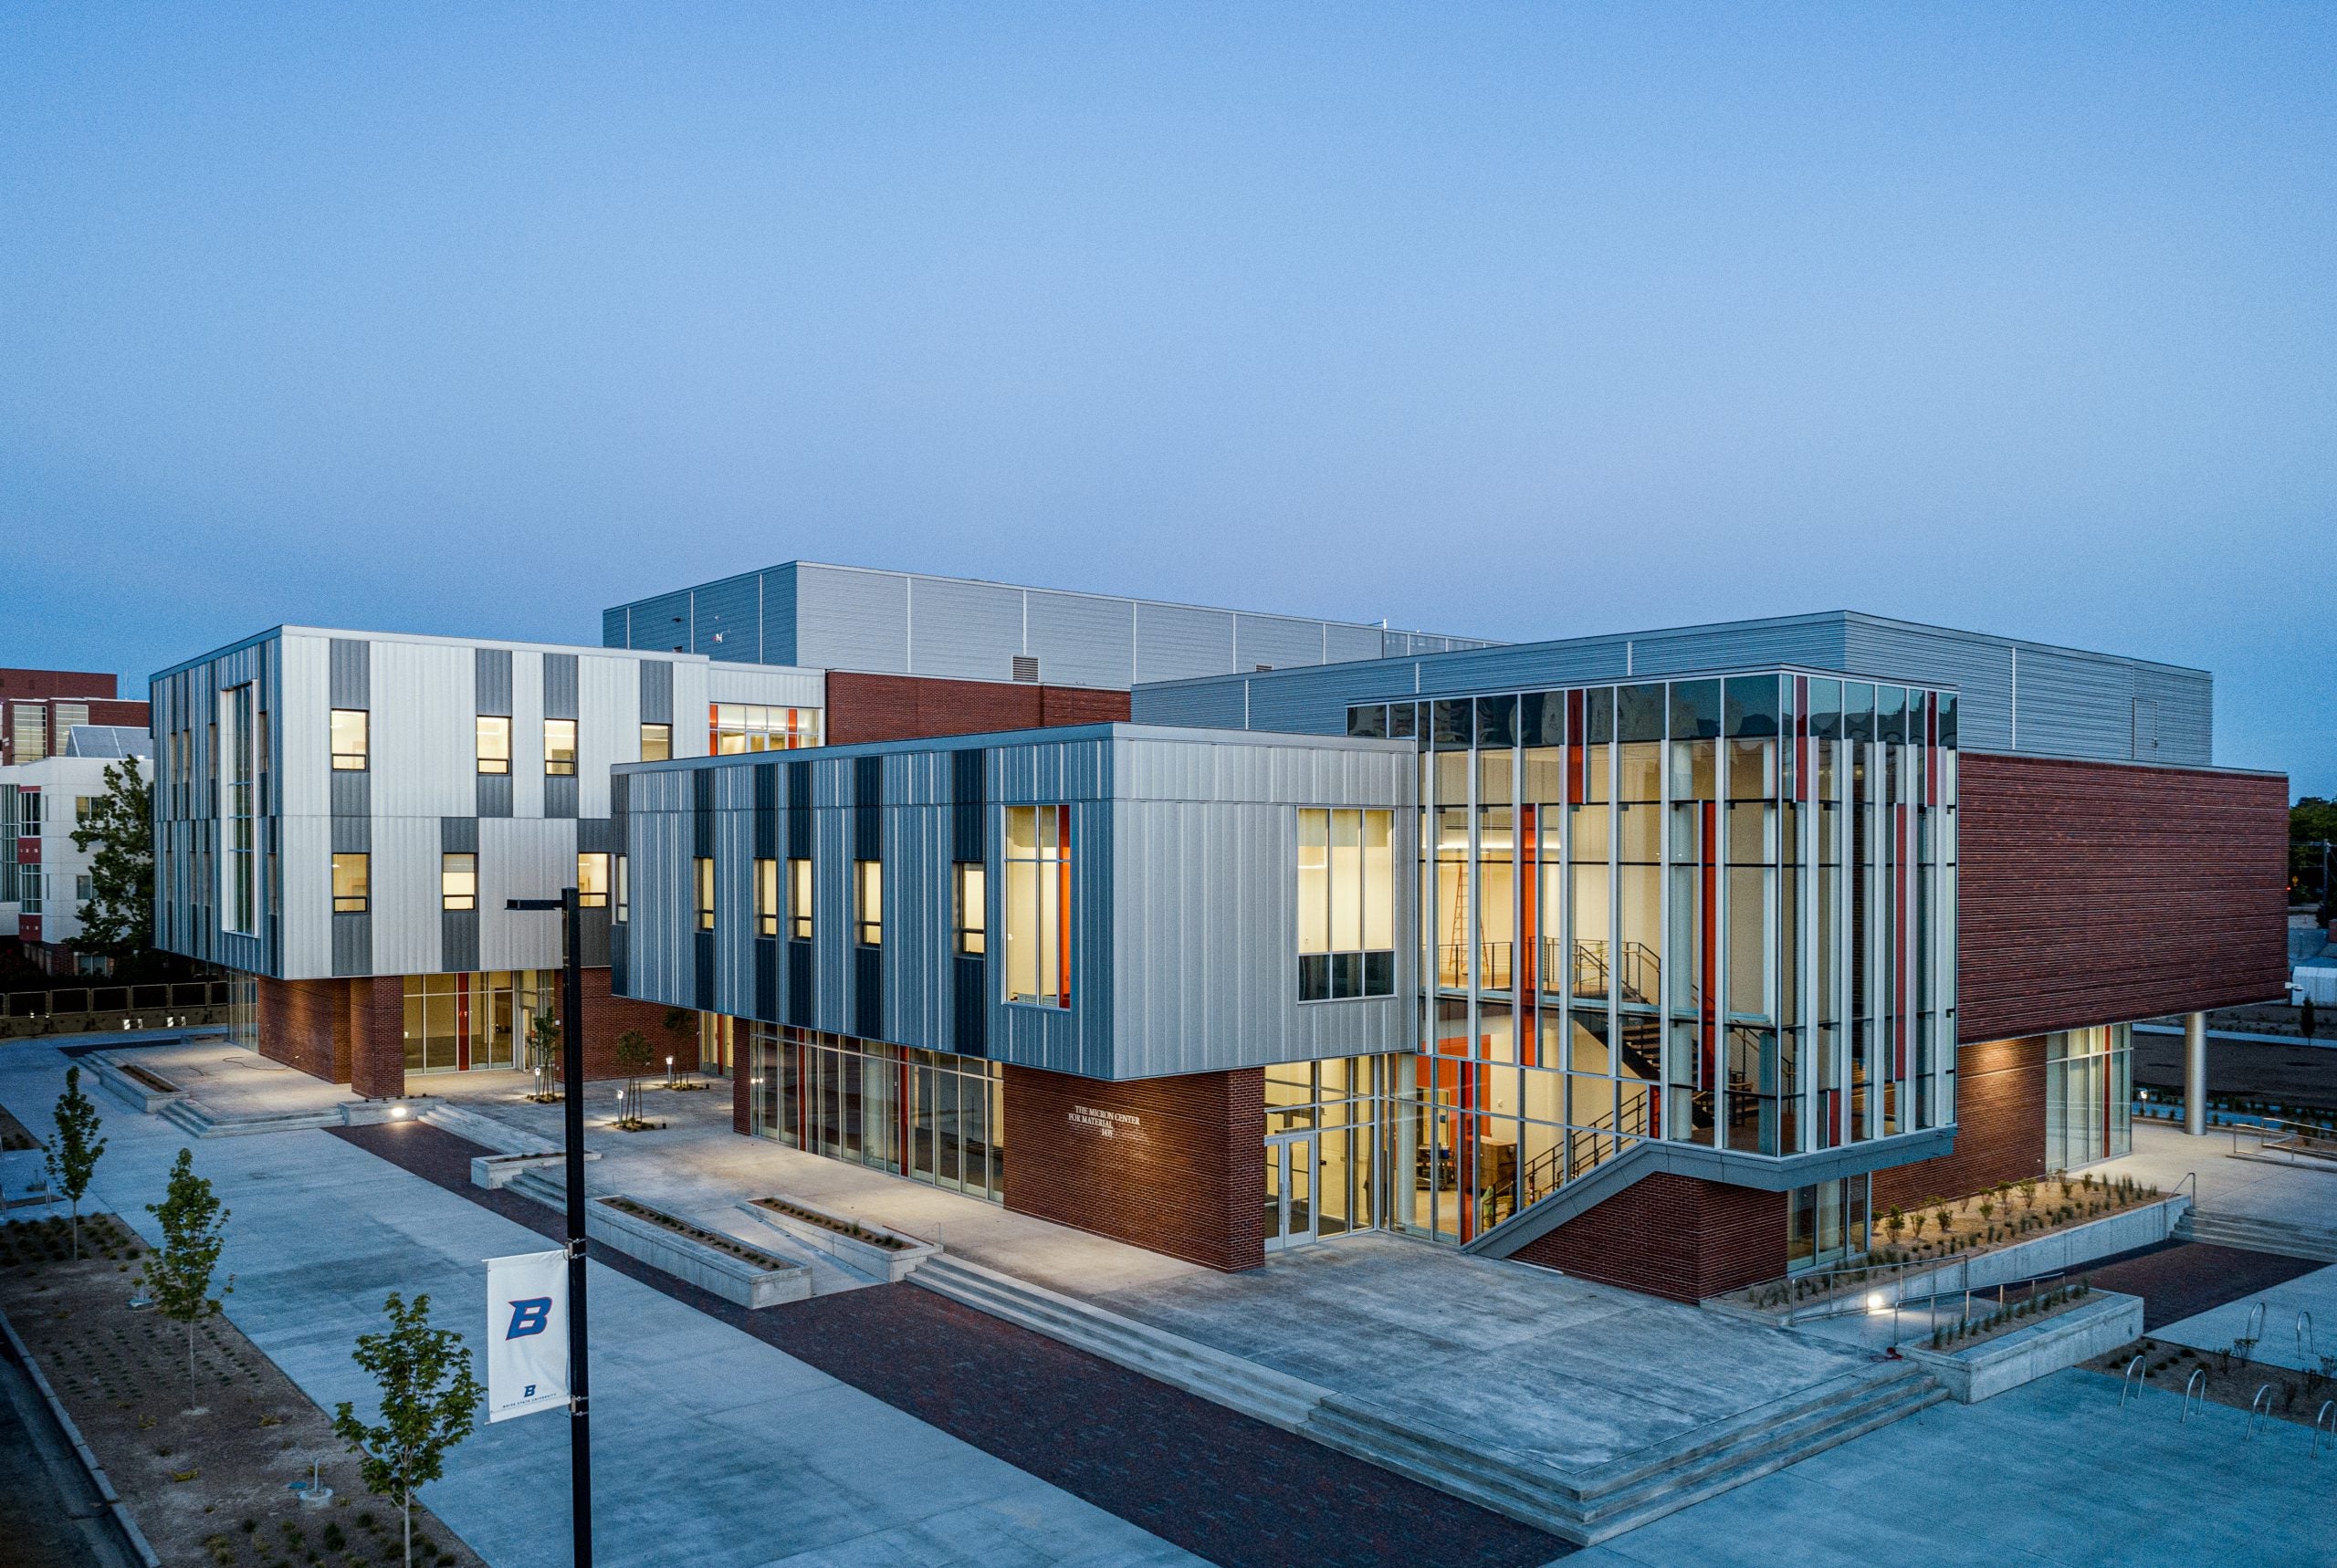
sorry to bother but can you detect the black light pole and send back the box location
[508,888,591,1568]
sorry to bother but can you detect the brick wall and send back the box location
[823,671,1131,746]
[1958,754,2289,1042]
[1509,1174,1787,1302]
[350,977,406,1100]
[256,976,351,1082]
[1872,1036,2047,1210]
[733,1052,753,1135]
[568,968,692,1083]
[1002,1065,1264,1271]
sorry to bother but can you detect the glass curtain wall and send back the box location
[1263,1058,1382,1239]
[401,970,550,1073]
[746,1023,1006,1202]
[1356,669,1957,1248]
[2045,1024,2133,1170]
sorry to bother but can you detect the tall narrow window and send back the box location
[1003,806,1071,1008]
[441,852,477,911]
[330,708,369,771]
[544,718,578,777]
[578,852,611,908]
[694,856,715,931]
[639,722,672,762]
[755,858,780,936]
[787,858,812,940]
[476,715,511,775]
[331,852,369,913]
[222,685,257,934]
[953,862,986,956]
[1296,808,1396,1000]
[614,855,629,922]
[854,860,883,946]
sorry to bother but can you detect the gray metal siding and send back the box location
[689,573,761,660]
[1026,590,1137,688]
[759,564,799,666]
[475,648,512,716]
[1841,620,2015,752]
[328,639,370,708]
[541,653,579,720]
[625,591,696,653]
[906,576,1024,683]
[602,607,629,650]
[1234,612,1331,674]
[796,562,910,674]
[1132,602,1237,684]
[638,659,672,725]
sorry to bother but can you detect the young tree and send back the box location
[67,755,154,961]
[613,1029,653,1125]
[45,1066,106,1259]
[331,1293,484,1568]
[526,1007,561,1100]
[141,1148,232,1392]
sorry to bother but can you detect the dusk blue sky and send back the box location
[5,5,2329,790]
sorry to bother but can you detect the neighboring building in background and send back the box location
[1,726,155,976]
[601,560,1494,744]
[0,667,149,766]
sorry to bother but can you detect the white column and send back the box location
[2183,1011,2208,1136]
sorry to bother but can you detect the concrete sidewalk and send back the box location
[2094,1121,2337,1228]
[0,1042,1199,1568]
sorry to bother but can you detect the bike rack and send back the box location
[2299,1309,2316,1366]
[2245,1300,2268,1345]
[2248,1384,2276,1441]
[2120,1354,2148,1410]
[2182,1368,2207,1423]
[2315,1401,2335,1458]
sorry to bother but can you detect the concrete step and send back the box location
[156,1099,213,1137]
[908,1251,1943,1546]
[417,1103,545,1154]
[2177,1209,2337,1262]
[909,1255,1329,1431]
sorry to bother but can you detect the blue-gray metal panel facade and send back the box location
[689,573,761,660]
[638,658,672,725]
[628,590,697,653]
[2136,664,2212,765]
[1026,590,1137,689]
[331,914,371,976]
[1127,677,1251,731]
[2008,645,2136,762]
[1234,613,1329,674]
[1325,622,1385,664]
[796,563,910,675]
[328,639,370,708]
[475,648,513,716]
[759,563,799,666]
[1131,601,1236,684]
[1839,619,2014,751]
[906,575,1024,683]
[541,653,579,720]
[602,607,629,650]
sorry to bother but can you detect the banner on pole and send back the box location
[486,1249,570,1423]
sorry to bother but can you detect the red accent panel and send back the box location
[1871,1035,2048,1207]
[823,672,1130,746]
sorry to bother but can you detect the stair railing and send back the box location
[2119,1354,2147,1410]
[2181,1368,2206,1423]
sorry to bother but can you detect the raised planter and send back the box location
[469,1150,600,1190]
[743,1196,939,1283]
[89,1053,187,1115]
[1902,1291,2143,1403]
[588,1196,809,1308]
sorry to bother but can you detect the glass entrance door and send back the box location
[1264,1132,1318,1252]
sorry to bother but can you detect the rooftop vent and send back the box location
[1011,655,1040,684]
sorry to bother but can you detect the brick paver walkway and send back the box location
[2068,1239,2321,1330]
[331,1122,1567,1568]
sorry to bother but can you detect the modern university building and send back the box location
[153,564,2288,1301]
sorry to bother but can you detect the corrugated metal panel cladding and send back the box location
[1137,610,2216,768]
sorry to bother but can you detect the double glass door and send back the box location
[1264,1132,1318,1252]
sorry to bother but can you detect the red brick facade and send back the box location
[733,1054,753,1136]
[1002,1064,1265,1271]
[1509,1173,1787,1302]
[823,671,1131,746]
[256,977,352,1082]
[1957,754,2289,1042]
[1871,1036,2048,1211]
[349,977,406,1100]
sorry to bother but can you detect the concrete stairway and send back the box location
[154,1097,345,1140]
[911,1252,1945,1545]
[2177,1208,2337,1262]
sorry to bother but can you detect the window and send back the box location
[476,716,511,775]
[544,718,577,777]
[854,860,883,946]
[76,873,95,904]
[709,704,821,755]
[639,722,672,762]
[755,858,780,936]
[1297,808,1396,1000]
[578,852,611,908]
[441,852,477,911]
[614,855,629,922]
[223,685,257,934]
[332,852,370,913]
[694,856,715,930]
[76,795,100,827]
[330,708,369,771]
[788,858,812,940]
[1003,805,1071,1008]
[953,862,986,956]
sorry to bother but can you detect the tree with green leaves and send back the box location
[67,755,154,961]
[45,1066,105,1259]
[331,1293,483,1568]
[613,1029,653,1125]
[141,1147,232,1392]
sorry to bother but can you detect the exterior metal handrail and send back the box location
[2248,1384,2276,1441]
[2181,1368,2206,1423]
[2120,1354,2147,1410]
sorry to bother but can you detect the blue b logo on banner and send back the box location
[487,1250,569,1423]
[506,1297,553,1339]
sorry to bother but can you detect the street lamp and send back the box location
[507,888,592,1568]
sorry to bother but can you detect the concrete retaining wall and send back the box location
[1905,1291,2143,1403]
[743,1197,938,1283]
[587,1197,809,1308]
